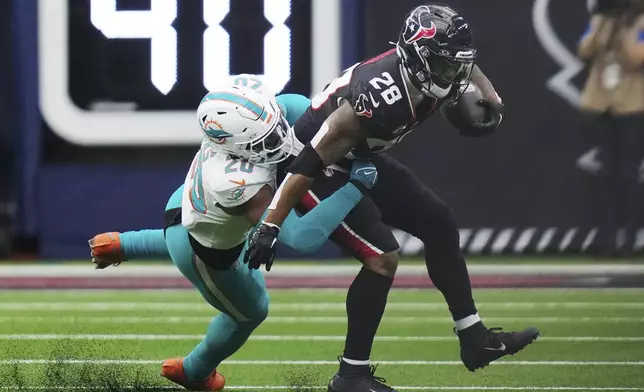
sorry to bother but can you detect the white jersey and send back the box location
[182,141,276,250]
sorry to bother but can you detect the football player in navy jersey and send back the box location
[246,4,539,392]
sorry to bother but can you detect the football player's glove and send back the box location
[459,100,504,137]
[244,222,280,271]
[88,232,125,269]
[475,99,504,128]
[349,160,378,193]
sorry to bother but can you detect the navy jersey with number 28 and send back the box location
[295,49,440,158]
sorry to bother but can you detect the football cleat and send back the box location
[328,364,396,392]
[88,232,124,269]
[161,357,225,391]
[456,324,540,372]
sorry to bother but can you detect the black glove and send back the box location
[459,100,504,137]
[244,222,280,271]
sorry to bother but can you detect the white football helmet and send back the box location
[196,81,292,165]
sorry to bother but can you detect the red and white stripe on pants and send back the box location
[299,190,384,260]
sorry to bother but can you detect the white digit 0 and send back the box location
[90,0,178,95]
[263,0,291,94]
[203,0,231,92]
[203,0,292,93]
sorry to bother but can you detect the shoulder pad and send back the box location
[276,94,312,126]
[349,64,409,125]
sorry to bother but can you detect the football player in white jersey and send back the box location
[89,77,379,391]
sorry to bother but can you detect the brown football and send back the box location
[440,84,490,129]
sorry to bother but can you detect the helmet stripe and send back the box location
[200,92,268,121]
[204,129,233,140]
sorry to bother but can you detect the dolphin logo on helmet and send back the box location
[202,118,233,144]
[196,77,293,165]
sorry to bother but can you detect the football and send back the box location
[440,84,490,129]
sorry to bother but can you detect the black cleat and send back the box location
[456,324,540,372]
[328,364,396,392]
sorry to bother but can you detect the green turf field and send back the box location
[0,288,643,391]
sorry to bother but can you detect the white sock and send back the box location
[454,313,481,331]
[342,357,370,366]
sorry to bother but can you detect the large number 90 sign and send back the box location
[38,0,337,146]
[90,0,291,95]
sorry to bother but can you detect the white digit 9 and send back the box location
[90,0,178,95]
[91,0,292,95]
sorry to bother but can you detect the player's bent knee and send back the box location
[362,252,398,277]
[416,197,462,255]
[244,295,269,328]
[421,198,459,236]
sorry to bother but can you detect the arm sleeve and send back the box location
[276,94,312,125]
[277,182,363,253]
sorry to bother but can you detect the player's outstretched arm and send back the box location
[266,101,365,227]
[276,159,377,254]
[89,229,169,269]
[244,101,366,271]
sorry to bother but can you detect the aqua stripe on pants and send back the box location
[164,185,269,381]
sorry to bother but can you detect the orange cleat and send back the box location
[161,357,225,391]
[88,232,124,269]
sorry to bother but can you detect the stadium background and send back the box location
[3,0,620,259]
[2,2,644,391]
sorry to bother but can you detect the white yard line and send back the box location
[1,359,643,366]
[0,386,642,391]
[0,288,413,296]
[0,288,640,295]
[3,316,644,324]
[1,302,644,311]
[2,334,644,342]
[0,387,642,391]
[2,263,644,276]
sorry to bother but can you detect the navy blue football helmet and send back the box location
[397,3,476,100]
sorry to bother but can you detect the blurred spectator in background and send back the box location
[578,0,644,258]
